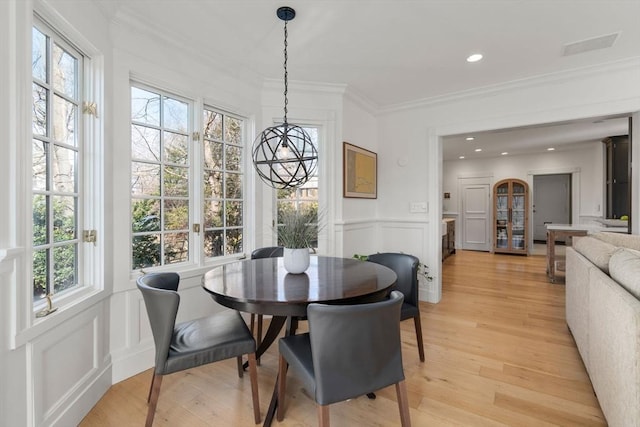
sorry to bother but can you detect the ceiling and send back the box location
[96,0,639,155]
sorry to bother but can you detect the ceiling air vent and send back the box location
[562,33,619,56]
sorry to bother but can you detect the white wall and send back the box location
[377,59,640,303]
[1,1,114,426]
[3,1,640,425]
[338,94,381,257]
[108,17,265,383]
[444,141,604,216]
[0,0,15,418]
[443,140,605,246]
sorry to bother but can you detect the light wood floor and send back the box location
[80,250,605,426]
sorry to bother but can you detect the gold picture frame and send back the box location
[343,142,377,199]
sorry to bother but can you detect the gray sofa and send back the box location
[566,232,640,427]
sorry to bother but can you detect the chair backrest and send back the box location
[136,272,181,373]
[251,246,284,259]
[367,253,419,307]
[306,291,405,406]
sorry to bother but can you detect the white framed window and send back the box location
[130,84,246,271]
[31,18,84,306]
[130,84,192,269]
[202,107,245,258]
[276,126,320,248]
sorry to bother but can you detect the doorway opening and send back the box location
[532,173,572,244]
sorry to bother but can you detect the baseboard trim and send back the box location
[111,343,154,384]
[420,286,441,304]
[50,363,111,427]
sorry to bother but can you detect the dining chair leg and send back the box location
[147,369,156,403]
[413,314,425,362]
[395,380,412,427]
[247,352,261,424]
[317,404,330,427]
[276,354,288,421]
[236,356,244,378]
[146,374,163,427]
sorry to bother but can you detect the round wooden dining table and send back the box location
[201,255,397,426]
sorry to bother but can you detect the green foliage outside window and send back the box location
[131,198,161,269]
[33,196,77,299]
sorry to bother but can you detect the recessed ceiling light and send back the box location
[501,152,508,155]
[459,156,465,159]
[475,148,482,152]
[547,147,555,151]
[467,53,483,63]
[465,137,475,141]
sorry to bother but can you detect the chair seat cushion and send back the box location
[279,333,316,396]
[163,310,255,374]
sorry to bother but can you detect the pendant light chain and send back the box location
[283,20,289,125]
[251,6,318,189]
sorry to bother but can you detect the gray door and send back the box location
[533,174,571,241]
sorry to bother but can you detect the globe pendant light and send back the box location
[252,6,318,189]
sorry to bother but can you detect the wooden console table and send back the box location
[546,225,588,283]
[546,223,629,283]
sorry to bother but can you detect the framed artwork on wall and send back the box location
[343,142,377,199]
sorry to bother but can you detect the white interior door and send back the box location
[533,174,571,241]
[461,183,491,251]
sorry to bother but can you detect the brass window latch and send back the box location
[36,293,58,318]
[83,230,97,245]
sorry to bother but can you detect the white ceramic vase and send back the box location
[283,248,310,274]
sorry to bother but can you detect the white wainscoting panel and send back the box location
[30,303,109,426]
[111,274,226,384]
[379,220,427,256]
[378,219,440,303]
[338,219,379,258]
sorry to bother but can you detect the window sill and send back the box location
[0,247,23,267]
[127,253,247,283]
[12,287,108,349]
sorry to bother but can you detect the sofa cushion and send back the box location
[573,236,617,274]
[609,248,640,300]
[592,232,640,251]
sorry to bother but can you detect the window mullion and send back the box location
[45,32,54,297]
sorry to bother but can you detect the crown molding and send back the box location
[104,6,639,118]
[379,56,640,115]
[110,7,263,92]
[343,86,379,116]
[262,78,347,95]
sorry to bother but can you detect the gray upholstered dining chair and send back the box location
[137,272,260,426]
[367,252,425,362]
[250,246,284,353]
[276,291,411,427]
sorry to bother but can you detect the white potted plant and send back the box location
[277,206,320,274]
